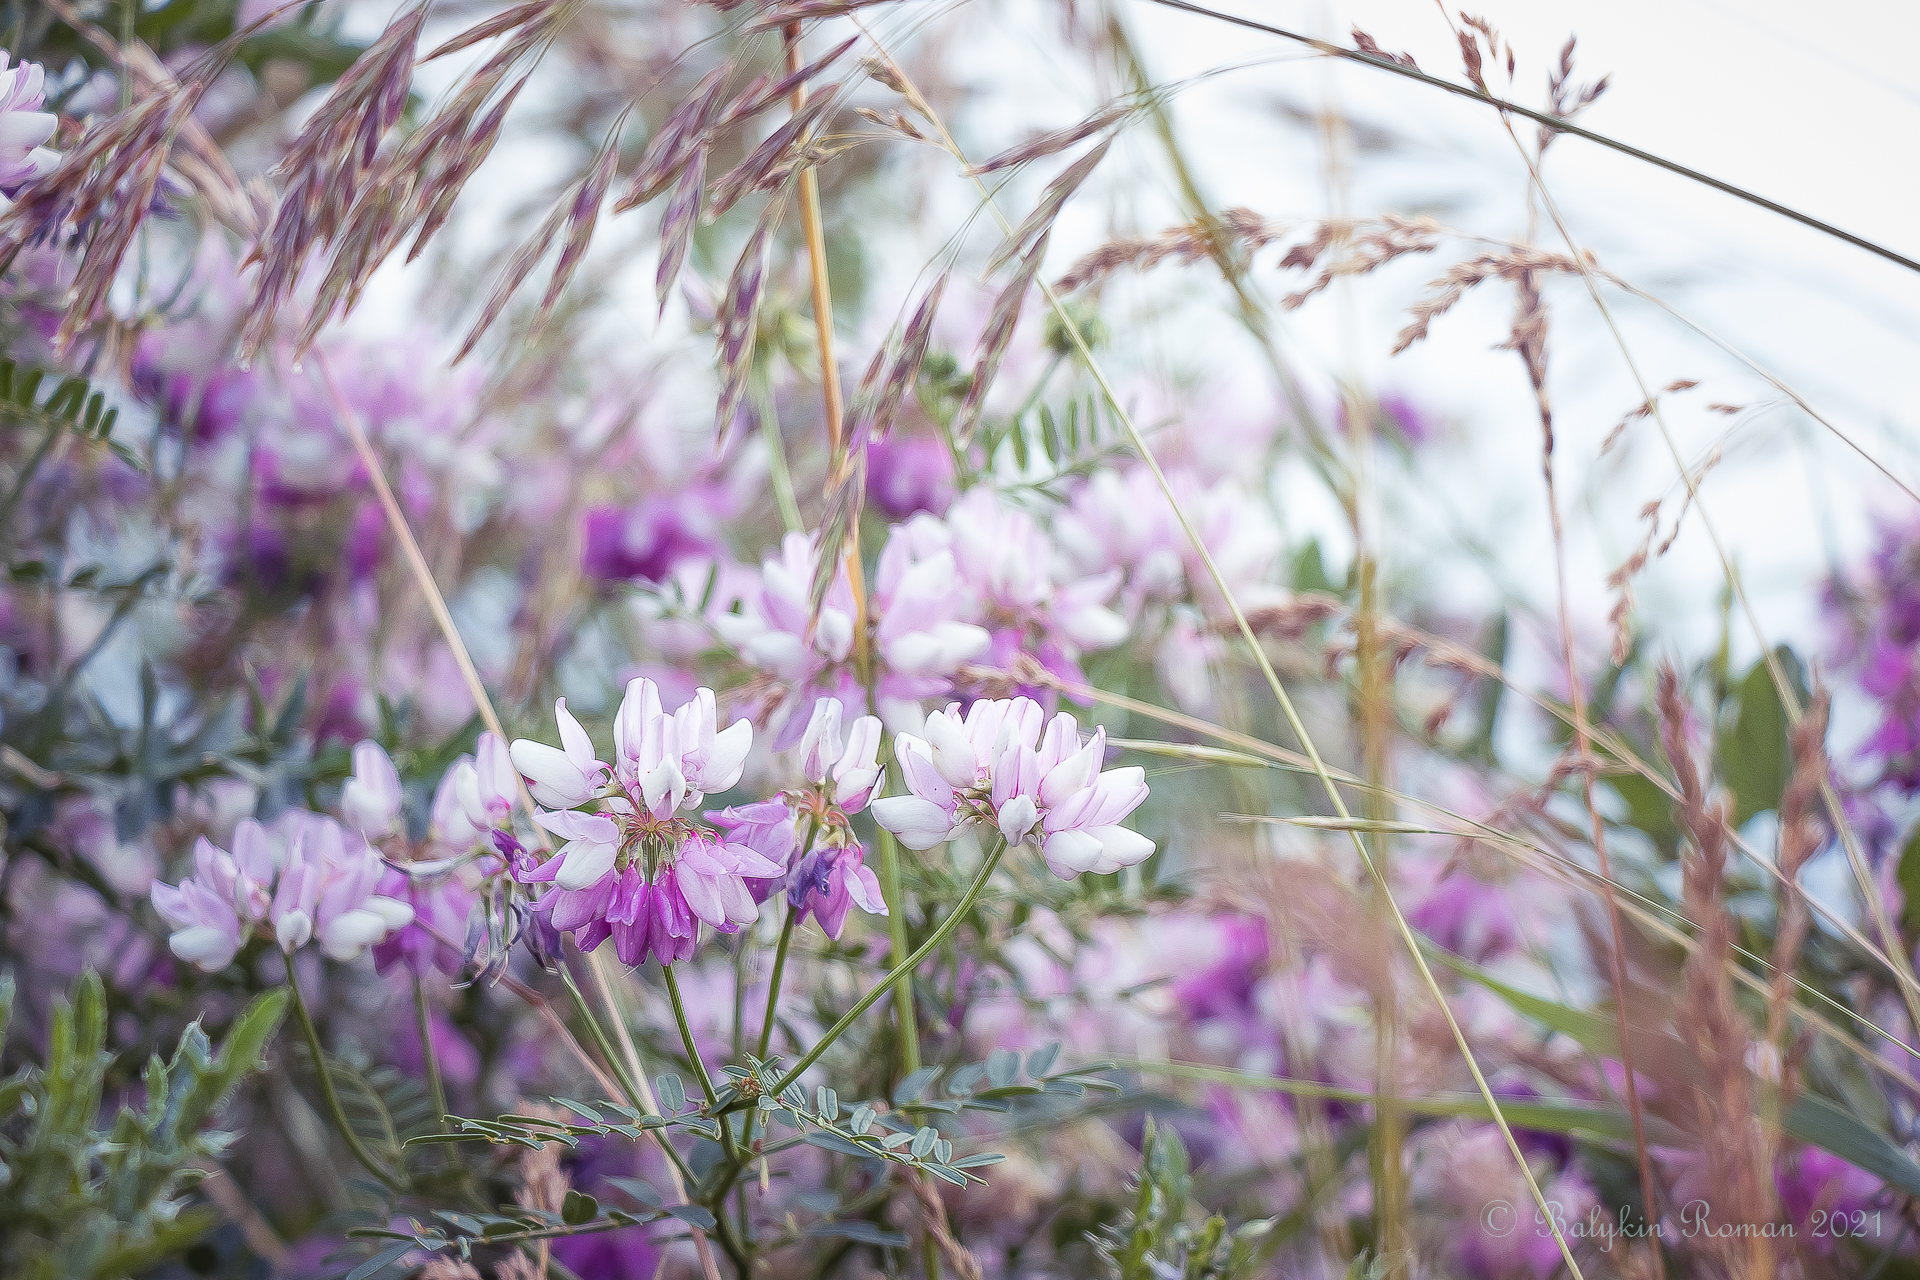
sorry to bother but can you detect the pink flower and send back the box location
[713,529,990,744]
[0,53,56,196]
[872,697,1153,878]
[797,695,882,813]
[509,680,779,966]
[786,844,888,940]
[150,814,415,969]
[341,739,404,838]
[369,734,516,977]
[510,697,608,808]
[609,679,752,816]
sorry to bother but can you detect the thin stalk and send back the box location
[755,369,805,534]
[757,815,819,1061]
[1487,107,1920,1050]
[1138,0,1920,276]
[756,909,798,1061]
[781,22,871,678]
[878,807,923,1082]
[559,963,645,1114]
[287,969,403,1195]
[856,35,1583,1276]
[772,838,1006,1095]
[1541,376,1665,1257]
[663,963,721,1108]
[413,975,448,1127]
[0,422,65,531]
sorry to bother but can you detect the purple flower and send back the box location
[509,680,780,966]
[786,845,888,940]
[866,431,955,519]
[0,53,56,196]
[341,739,404,838]
[872,697,1154,877]
[371,873,473,977]
[582,488,726,585]
[150,815,415,969]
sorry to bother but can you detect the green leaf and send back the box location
[1720,646,1808,826]
[950,1152,1006,1168]
[808,1220,911,1247]
[1026,1041,1061,1079]
[986,1047,1018,1088]
[1899,826,1920,935]
[561,1189,599,1225]
[894,1065,941,1105]
[656,1072,686,1114]
[1783,1091,1920,1198]
[345,1242,417,1280]
[805,1130,877,1159]
[666,1203,717,1230]
[604,1175,663,1208]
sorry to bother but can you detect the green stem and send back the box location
[876,824,921,1080]
[665,963,746,1175]
[663,964,720,1107]
[772,837,1005,1095]
[560,962,640,1104]
[0,423,64,532]
[756,815,819,1063]
[413,975,448,1127]
[287,968,403,1195]
[756,370,804,535]
[560,962,701,1190]
[756,909,798,1062]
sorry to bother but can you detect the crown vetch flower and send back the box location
[360,734,520,977]
[713,529,990,743]
[872,697,1153,878]
[786,844,888,940]
[509,679,780,966]
[0,53,57,197]
[151,814,416,969]
[706,697,892,936]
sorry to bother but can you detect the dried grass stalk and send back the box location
[1657,667,1778,1276]
[713,196,787,441]
[1054,207,1282,292]
[956,230,1051,445]
[987,138,1109,273]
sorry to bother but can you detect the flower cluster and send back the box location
[709,696,890,939]
[873,696,1153,878]
[343,736,519,977]
[150,815,415,970]
[508,679,782,966]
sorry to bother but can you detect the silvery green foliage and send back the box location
[0,972,288,1279]
[1096,1117,1276,1280]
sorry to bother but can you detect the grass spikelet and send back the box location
[964,103,1130,175]
[615,68,730,213]
[655,143,709,316]
[530,113,630,337]
[1054,207,1282,292]
[240,2,427,358]
[987,138,1110,273]
[1657,666,1778,1275]
[720,36,858,124]
[706,86,839,219]
[714,196,786,442]
[455,203,570,364]
[956,231,1050,446]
